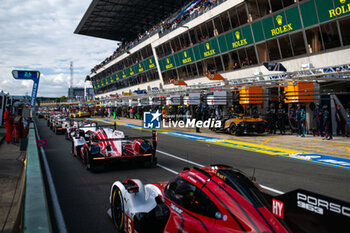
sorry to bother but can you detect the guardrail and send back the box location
[23,123,51,233]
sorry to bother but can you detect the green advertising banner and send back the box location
[217,34,229,53]
[194,38,220,60]
[121,70,127,79]
[136,62,145,73]
[127,66,135,76]
[144,57,156,70]
[252,21,265,43]
[115,72,121,81]
[262,6,302,39]
[160,55,176,71]
[225,25,254,51]
[315,0,350,22]
[300,0,318,28]
[285,6,302,31]
[175,48,195,66]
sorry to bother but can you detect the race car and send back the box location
[71,111,91,118]
[52,116,70,134]
[108,165,349,233]
[71,126,157,171]
[212,114,266,135]
[65,120,95,140]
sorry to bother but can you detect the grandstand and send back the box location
[76,0,350,102]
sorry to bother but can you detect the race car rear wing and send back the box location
[266,189,350,233]
[90,130,158,149]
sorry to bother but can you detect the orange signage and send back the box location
[284,81,314,103]
[239,86,263,105]
[205,73,225,81]
[170,79,188,86]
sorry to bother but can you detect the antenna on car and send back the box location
[251,168,256,182]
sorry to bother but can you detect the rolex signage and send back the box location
[148,58,155,69]
[165,57,174,69]
[232,30,248,49]
[138,63,144,73]
[328,0,350,19]
[223,25,253,51]
[262,6,301,39]
[182,51,192,64]
[203,42,216,57]
[271,15,293,37]
[196,38,219,59]
[177,48,194,65]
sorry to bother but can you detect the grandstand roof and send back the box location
[75,0,192,42]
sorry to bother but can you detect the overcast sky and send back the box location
[0,0,118,97]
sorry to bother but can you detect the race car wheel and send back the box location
[65,131,69,140]
[111,187,124,232]
[54,127,58,135]
[229,124,237,135]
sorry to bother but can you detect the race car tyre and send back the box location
[65,131,69,140]
[229,124,237,135]
[54,127,58,135]
[111,187,124,232]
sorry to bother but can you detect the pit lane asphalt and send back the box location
[35,118,350,233]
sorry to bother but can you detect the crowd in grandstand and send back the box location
[91,0,222,74]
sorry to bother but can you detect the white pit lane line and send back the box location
[156,149,285,195]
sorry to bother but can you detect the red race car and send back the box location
[72,126,157,171]
[108,165,349,233]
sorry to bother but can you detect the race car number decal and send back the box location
[126,215,134,233]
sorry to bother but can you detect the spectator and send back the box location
[335,105,342,136]
[295,104,305,137]
[3,106,15,144]
[323,105,332,140]
[277,103,286,135]
[267,104,276,134]
[313,103,323,136]
[345,108,350,137]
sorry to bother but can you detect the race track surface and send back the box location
[35,118,350,233]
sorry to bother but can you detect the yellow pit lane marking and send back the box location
[346,147,350,154]
[203,139,301,155]
[260,137,272,146]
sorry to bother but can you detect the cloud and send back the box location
[0,0,118,97]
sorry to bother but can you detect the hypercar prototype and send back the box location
[71,111,91,118]
[108,165,349,233]
[52,116,70,134]
[65,120,94,140]
[71,126,157,171]
[212,114,266,135]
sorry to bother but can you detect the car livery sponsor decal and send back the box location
[171,203,183,215]
[297,192,350,217]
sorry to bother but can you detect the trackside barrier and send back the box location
[23,123,51,233]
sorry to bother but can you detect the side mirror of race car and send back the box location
[126,180,139,194]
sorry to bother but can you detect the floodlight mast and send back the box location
[70,61,73,88]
